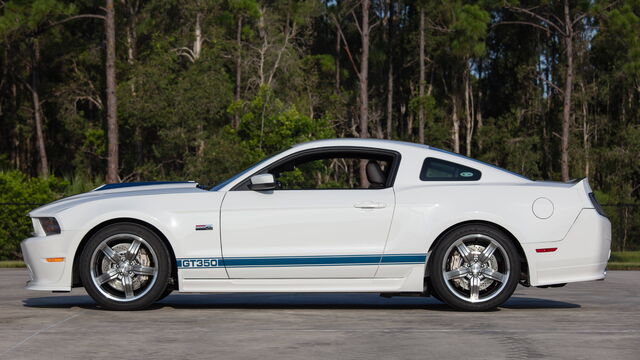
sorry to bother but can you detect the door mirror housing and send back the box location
[249,174,277,191]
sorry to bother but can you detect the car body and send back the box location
[21,138,611,310]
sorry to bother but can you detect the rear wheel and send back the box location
[429,224,520,311]
[79,223,171,310]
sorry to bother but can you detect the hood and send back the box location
[29,181,202,217]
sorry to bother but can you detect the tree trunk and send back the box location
[476,60,483,152]
[359,0,370,140]
[233,16,243,128]
[125,3,141,179]
[105,0,119,183]
[194,12,202,60]
[385,0,394,139]
[418,7,426,144]
[464,67,474,157]
[358,0,371,188]
[452,95,460,153]
[406,80,414,137]
[335,17,341,94]
[560,0,573,182]
[581,82,589,177]
[31,39,49,178]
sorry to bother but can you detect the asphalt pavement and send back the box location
[0,268,638,359]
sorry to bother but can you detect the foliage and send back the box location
[0,0,640,258]
[0,171,67,260]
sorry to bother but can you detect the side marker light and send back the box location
[45,257,65,263]
[536,248,558,253]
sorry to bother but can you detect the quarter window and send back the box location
[420,158,481,181]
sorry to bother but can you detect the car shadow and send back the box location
[22,293,580,311]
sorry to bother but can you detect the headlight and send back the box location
[38,217,61,235]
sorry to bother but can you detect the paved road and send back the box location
[0,269,638,360]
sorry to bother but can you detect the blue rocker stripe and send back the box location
[177,254,427,268]
[380,254,427,264]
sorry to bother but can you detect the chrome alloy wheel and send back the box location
[441,234,510,303]
[89,234,159,302]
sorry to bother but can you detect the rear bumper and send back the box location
[21,232,75,291]
[524,209,611,286]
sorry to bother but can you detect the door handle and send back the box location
[354,201,387,209]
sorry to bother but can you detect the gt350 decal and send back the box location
[177,258,220,268]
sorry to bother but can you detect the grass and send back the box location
[609,251,640,263]
[0,260,25,268]
[608,251,640,270]
[2,252,639,270]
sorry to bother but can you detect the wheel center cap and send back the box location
[470,262,482,275]
[120,261,131,274]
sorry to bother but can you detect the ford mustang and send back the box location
[21,139,611,311]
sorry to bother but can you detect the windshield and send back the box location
[209,149,287,191]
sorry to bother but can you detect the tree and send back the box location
[0,0,76,177]
[418,1,426,144]
[227,0,260,129]
[105,0,118,183]
[501,0,594,181]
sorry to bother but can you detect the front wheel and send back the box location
[79,223,171,310]
[429,224,520,311]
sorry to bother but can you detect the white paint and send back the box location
[21,138,611,296]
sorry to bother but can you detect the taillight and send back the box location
[588,193,607,217]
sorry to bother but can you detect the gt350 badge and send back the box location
[177,258,219,268]
[195,224,213,231]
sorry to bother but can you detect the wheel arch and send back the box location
[426,220,529,282]
[72,218,178,288]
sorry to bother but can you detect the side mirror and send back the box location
[249,174,277,191]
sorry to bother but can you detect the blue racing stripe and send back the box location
[177,254,426,269]
[223,255,382,268]
[380,254,427,264]
[95,181,193,191]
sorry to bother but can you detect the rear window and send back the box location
[420,158,481,181]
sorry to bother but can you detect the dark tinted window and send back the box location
[420,158,481,181]
[270,152,393,190]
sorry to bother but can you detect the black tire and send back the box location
[428,224,520,311]
[424,277,443,302]
[79,223,171,310]
[157,286,174,301]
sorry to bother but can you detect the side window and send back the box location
[268,152,394,190]
[420,158,481,181]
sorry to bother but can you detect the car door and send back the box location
[220,148,399,279]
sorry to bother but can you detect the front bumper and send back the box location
[524,208,611,286]
[21,232,75,291]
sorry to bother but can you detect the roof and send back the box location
[292,138,431,152]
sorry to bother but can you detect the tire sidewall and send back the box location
[429,224,521,311]
[79,223,171,310]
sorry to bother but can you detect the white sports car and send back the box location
[22,139,611,311]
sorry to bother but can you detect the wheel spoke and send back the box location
[132,264,156,276]
[96,269,119,285]
[101,245,121,264]
[456,243,474,263]
[478,242,497,263]
[122,275,134,299]
[469,276,481,301]
[126,239,142,260]
[445,267,470,280]
[481,268,506,283]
